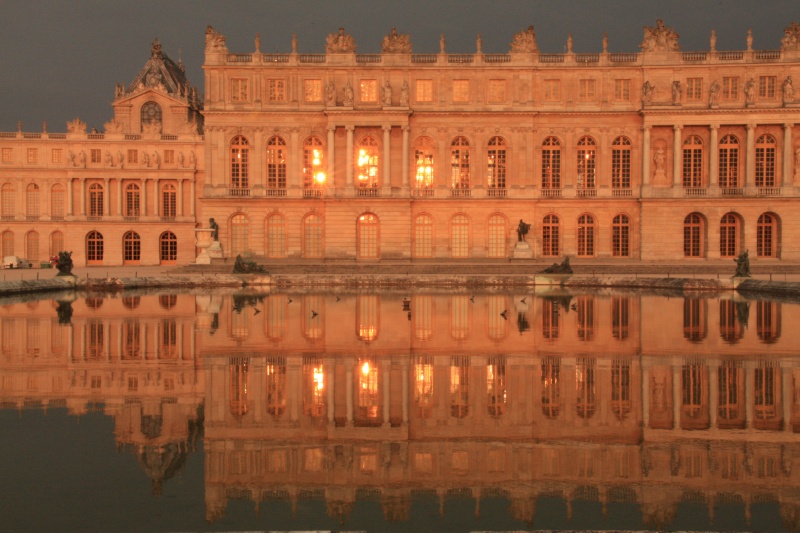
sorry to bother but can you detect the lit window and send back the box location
[719,135,739,188]
[359,79,378,102]
[488,79,506,103]
[415,79,433,102]
[302,137,325,190]
[576,136,596,189]
[544,79,560,102]
[686,78,703,101]
[356,137,379,188]
[759,76,776,99]
[268,79,286,102]
[611,136,631,189]
[414,136,434,189]
[541,137,561,189]
[450,136,470,189]
[755,134,776,188]
[231,78,249,102]
[614,79,630,101]
[230,136,249,189]
[304,79,322,102]
[486,137,506,189]
[579,79,596,101]
[267,136,287,189]
[452,80,470,102]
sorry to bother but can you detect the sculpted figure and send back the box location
[326,81,336,105]
[710,29,717,51]
[476,33,483,53]
[640,19,680,52]
[746,29,753,51]
[117,150,124,167]
[795,148,800,170]
[734,250,751,278]
[68,151,75,167]
[233,254,268,274]
[566,33,573,53]
[342,81,354,106]
[142,151,150,167]
[209,218,219,241]
[439,34,446,53]
[177,151,185,167]
[55,251,74,275]
[744,78,756,104]
[642,80,654,104]
[381,27,411,54]
[152,151,160,168]
[602,32,608,53]
[654,147,666,173]
[254,32,261,52]
[516,219,531,242]
[67,118,87,134]
[104,151,112,166]
[541,257,573,275]
[189,150,196,167]
[78,151,86,167]
[382,80,392,106]
[103,119,124,134]
[784,76,794,104]
[292,33,298,53]
[709,80,721,105]
[399,81,409,106]
[326,27,356,54]
[781,22,800,51]
[205,25,227,52]
[510,26,538,53]
[671,80,682,105]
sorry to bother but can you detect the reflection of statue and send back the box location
[381,27,411,54]
[233,254,268,274]
[516,219,531,242]
[642,81,654,104]
[641,19,680,52]
[326,27,356,54]
[399,81,409,106]
[56,301,73,325]
[709,79,720,105]
[342,82,354,106]
[541,256,573,274]
[326,81,336,105]
[209,218,219,241]
[784,76,794,104]
[734,250,751,277]
[56,251,74,275]
[671,81,682,105]
[382,80,392,106]
[510,26,538,53]
[744,78,756,104]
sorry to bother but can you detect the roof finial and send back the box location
[151,38,162,58]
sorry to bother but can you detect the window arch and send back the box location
[450,214,470,258]
[542,214,559,257]
[230,214,249,257]
[302,136,325,190]
[230,136,249,189]
[757,212,779,258]
[26,184,40,218]
[160,231,177,263]
[357,213,379,259]
[577,214,595,257]
[719,134,740,188]
[487,136,506,190]
[719,213,740,258]
[140,101,162,129]
[755,134,777,188]
[683,213,705,257]
[50,231,64,257]
[123,231,141,263]
[611,136,631,189]
[612,214,630,257]
[356,136,379,189]
[1,183,14,219]
[88,183,103,217]
[414,136,435,190]
[1,231,12,257]
[682,135,703,188]
[302,213,323,258]
[50,184,65,219]
[487,214,507,258]
[577,136,596,189]
[25,231,39,262]
[266,214,286,258]
[161,183,176,218]
[267,136,287,190]
[125,183,141,217]
[541,137,561,189]
[86,231,103,263]
[414,214,433,258]
[450,136,470,189]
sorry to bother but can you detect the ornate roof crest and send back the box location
[66,118,86,133]
[781,22,800,51]
[640,19,679,52]
[381,27,411,54]
[205,25,227,52]
[510,26,538,53]
[326,27,357,54]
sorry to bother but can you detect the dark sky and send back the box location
[1,0,798,132]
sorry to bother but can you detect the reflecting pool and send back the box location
[0,288,798,532]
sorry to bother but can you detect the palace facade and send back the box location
[4,21,800,265]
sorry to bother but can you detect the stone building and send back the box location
[4,21,800,265]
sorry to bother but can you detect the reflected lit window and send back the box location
[356,294,379,341]
[266,356,287,419]
[449,295,470,340]
[414,355,434,419]
[541,357,560,419]
[576,358,596,418]
[542,298,559,339]
[612,297,629,340]
[757,301,781,343]
[450,355,470,418]
[611,359,631,420]
[229,357,249,417]
[413,295,433,340]
[302,355,325,418]
[577,296,595,341]
[487,356,506,417]
[229,300,249,340]
[122,318,141,360]
[356,357,380,424]
[302,295,323,340]
[718,361,744,428]
[683,298,707,341]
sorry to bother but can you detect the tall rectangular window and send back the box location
[415,80,433,102]
[127,149,138,164]
[487,80,506,103]
[304,79,322,102]
[452,80,470,102]
[579,79,596,101]
[231,79,249,102]
[163,150,174,164]
[686,78,703,101]
[722,77,739,100]
[2,148,12,163]
[51,149,62,163]
[759,76,776,99]
[544,79,560,102]
[90,149,101,163]
[614,79,630,101]
[359,79,378,102]
[268,79,286,102]
[27,148,37,164]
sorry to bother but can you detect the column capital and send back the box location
[642,125,652,132]
[709,124,720,131]
[345,125,355,132]
[673,124,683,131]
[402,125,411,132]
[326,124,336,132]
[747,123,756,131]
[382,125,392,132]
[785,123,794,130]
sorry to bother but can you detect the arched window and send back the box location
[229,358,249,417]
[487,136,506,190]
[577,214,595,257]
[718,361,743,427]
[265,297,286,341]
[161,183,176,218]
[265,357,287,419]
[25,184,39,218]
[719,300,744,343]
[487,214,506,258]
[450,136,470,190]
[230,214,249,257]
[414,355,434,418]
[357,213,379,259]
[140,101,162,129]
[159,231,177,263]
[450,296,470,340]
[50,231,64,257]
[541,357,561,419]
[25,231,39,262]
[230,136,249,189]
[757,301,781,343]
[755,134,777,188]
[86,231,103,263]
[356,295,379,341]
[88,183,103,217]
[302,356,326,419]
[1,231,12,257]
[612,214,630,257]
[302,295,324,340]
[414,136,435,190]
[266,214,286,258]
[450,214,469,258]
[356,136,379,189]
[542,214,559,257]
[302,136,325,190]
[267,136,287,190]
[719,213,740,258]
[487,296,508,340]
[414,214,433,258]
[611,136,631,190]
[1,183,14,219]
[683,213,704,257]
[123,231,141,263]
[576,136,596,189]
[356,356,381,424]
[159,294,177,310]
[682,135,703,188]
[450,355,470,418]
[611,359,631,420]
[50,184,65,220]
[757,213,778,258]
[683,299,707,341]
[719,134,739,188]
[486,356,506,417]
[576,358,596,418]
[682,361,708,425]
[125,183,140,217]
[302,213,323,258]
[541,137,561,189]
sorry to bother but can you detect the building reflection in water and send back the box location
[1,290,800,529]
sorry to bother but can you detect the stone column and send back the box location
[67,178,74,216]
[327,125,336,190]
[79,179,85,216]
[103,178,110,216]
[346,360,354,425]
[673,363,681,430]
[401,126,410,193]
[642,126,651,186]
[178,179,184,216]
[189,180,195,216]
[709,361,718,429]
[141,178,147,217]
[746,124,756,187]
[345,126,354,195]
[290,128,300,190]
[382,125,392,194]
[672,125,683,187]
[709,124,719,187]
[153,178,160,216]
[783,123,792,188]
[116,179,123,216]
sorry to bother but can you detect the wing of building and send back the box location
[3,22,800,266]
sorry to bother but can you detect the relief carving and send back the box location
[642,80,654,105]
[381,27,411,54]
[640,19,680,52]
[326,27,356,54]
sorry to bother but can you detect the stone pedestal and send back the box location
[195,229,214,264]
[208,241,223,259]
[512,241,533,259]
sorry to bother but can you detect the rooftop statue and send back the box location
[205,26,227,52]
[781,22,800,51]
[67,118,87,134]
[510,26,538,53]
[640,19,680,52]
[326,27,357,54]
[381,27,411,54]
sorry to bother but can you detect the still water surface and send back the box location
[0,288,797,532]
